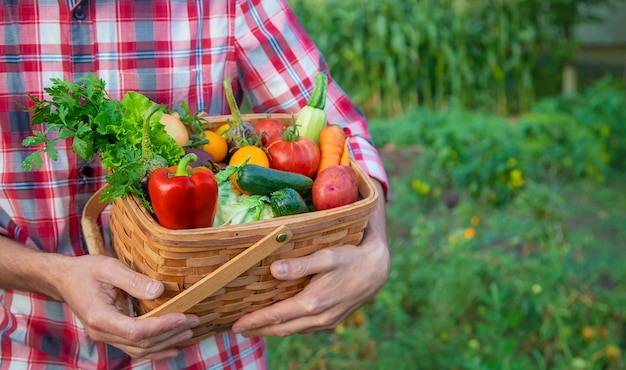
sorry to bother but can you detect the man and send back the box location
[0,0,390,368]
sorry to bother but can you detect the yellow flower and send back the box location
[411,179,430,195]
[468,338,480,350]
[334,323,345,335]
[463,227,475,239]
[508,169,524,189]
[471,216,480,226]
[531,284,542,294]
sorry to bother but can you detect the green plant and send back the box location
[528,76,626,171]
[516,111,608,184]
[289,0,617,117]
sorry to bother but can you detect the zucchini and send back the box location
[236,164,314,196]
[270,188,309,217]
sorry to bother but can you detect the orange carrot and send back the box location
[340,138,351,166]
[317,124,346,175]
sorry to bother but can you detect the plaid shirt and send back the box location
[0,0,388,368]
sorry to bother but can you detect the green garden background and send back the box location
[266,0,626,369]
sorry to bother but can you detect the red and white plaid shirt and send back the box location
[0,0,388,368]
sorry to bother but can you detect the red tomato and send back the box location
[267,129,321,178]
[254,118,287,146]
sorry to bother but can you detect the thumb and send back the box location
[103,260,164,300]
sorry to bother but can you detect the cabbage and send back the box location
[213,165,273,226]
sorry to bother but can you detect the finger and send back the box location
[87,307,198,348]
[270,248,338,281]
[231,288,331,335]
[95,259,165,300]
[238,315,327,338]
[111,325,195,359]
[235,302,354,338]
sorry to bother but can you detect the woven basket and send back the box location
[81,114,379,345]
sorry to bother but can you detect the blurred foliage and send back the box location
[526,76,626,172]
[289,0,618,118]
[266,76,626,370]
[367,76,624,207]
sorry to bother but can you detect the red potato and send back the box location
[312,165,359,211]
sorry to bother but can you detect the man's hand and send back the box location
[57,255,199,360]
[231,180,389,337]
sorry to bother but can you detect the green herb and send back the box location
[21,73,184,206]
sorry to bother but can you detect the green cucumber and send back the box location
[236,164,314,196]
[270,188,309,217]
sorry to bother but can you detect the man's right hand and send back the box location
[1,235,199,360]
[53,254,199,360]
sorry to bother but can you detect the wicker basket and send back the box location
[81,114,379,345]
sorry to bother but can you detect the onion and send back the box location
[160,112,190,147]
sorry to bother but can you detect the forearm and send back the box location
[361,179,391,283]
[0,236,68,301]
[367,179,389,246]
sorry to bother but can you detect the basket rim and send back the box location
[114,158,379,247]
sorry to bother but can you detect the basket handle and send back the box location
[81,186,111,256]
[140,224,293,319]
[82,187,294,318]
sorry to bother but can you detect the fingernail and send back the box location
[182,330,194,340]
[188,317,200,328]
[232,325,243,334]
[145,281,160,296]
[274,261,287,276]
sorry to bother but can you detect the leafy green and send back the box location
[213,185,272,226]
[21,73,184,204]
[213,161,273,226]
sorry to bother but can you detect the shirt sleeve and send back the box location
[233,0,389,197]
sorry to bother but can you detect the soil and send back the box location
[378,143,423,178]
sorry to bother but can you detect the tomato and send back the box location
[216,123,230,136]
[228,145,270,194]
[266,126,320,178]
[254,118,287,146]
[202,130,229,163]
[229,145,269,167]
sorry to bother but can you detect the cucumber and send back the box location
[270,188,310,217]
[236,164,314,196]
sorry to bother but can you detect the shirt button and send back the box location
[80,165,93,177]
[74,6,86,20]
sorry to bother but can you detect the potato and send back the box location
[312,165,359,210]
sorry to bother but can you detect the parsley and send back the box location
[22,73,184,207]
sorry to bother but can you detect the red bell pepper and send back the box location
[148,153,218,229]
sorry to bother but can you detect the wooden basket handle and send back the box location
[81,186,111,256]
[140,224,292,318]
[81,186,293,318]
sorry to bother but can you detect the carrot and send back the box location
[340,138,351,166]
[317,124,346,175]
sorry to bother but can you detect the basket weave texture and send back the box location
[84,114,379,344]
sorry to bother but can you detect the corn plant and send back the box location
[289,0,616,118]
